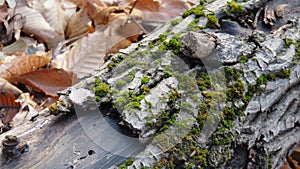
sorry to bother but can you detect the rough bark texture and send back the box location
[0,0,299,169]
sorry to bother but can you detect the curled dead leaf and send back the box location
[0,78,22,123]
[65,7,91,39]
[13,6,64,49]
[53,31,107,78]
[0,54,51,81]
[11,68,78,96]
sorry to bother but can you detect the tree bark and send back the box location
[0,0,299,169]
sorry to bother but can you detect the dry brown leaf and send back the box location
[0,54,51,80]
[13,92,39,126]
[0,91,21,123]
[121,0,192,21]
[11,68,77,96]
[42,0,70,39]
[0,77,22,97]
[93,6,143,27]
[0,2,7,22]
[53,31,107,78]
[0,78,22,123]
[100,8,144,54]
[67,0,107,7]
[65,7,91,39]
[13,6,64,49]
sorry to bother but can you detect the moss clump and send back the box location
[182,5,206,18]
[206,15,219,29]
[240,55,248,63]
[159,33,167,42]
[257,75,268,86]
[166,36,181,55]
[148,41,154,48]
[93,77,110,101]
[187,19,205,31]
[224,67,242,82]
[116,80,126,89]
[197,72,211,91]
[227,0,244,14]
[115,91,132,108]
[170,18,182,26]
[108,54,124,70]
[277,69,291,79]
[108,62,118,71]
[283,38,293,48]
[226,80,245,101]
[118,158,134,169]
[141,76,149,84]
[129,101,141,110]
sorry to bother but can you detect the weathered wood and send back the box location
[1,0,300,168]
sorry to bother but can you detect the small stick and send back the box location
[129,0,140,14]
[253,8,263,29]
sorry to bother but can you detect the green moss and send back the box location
[166,36,181,55]
[257,75,268,86]
[226,80,245,101]
[227,0,244,14]
[115,91,131,108]
[118,158,134,169]
[141,76,149,84]
[164,71,173,77]
[116,80,126,89]
[182,5,206,18]
[168,87,181,103]
[159,34,167,42]
[197,72,211,91]
[265,74,276,81]
[174,73,198,92]
[108,62,118,71]
[283,38,293,48]
[93,77,110,101]
[108,54,124,70]
[141,86,150,95]
[170,18,183,26]
[224,67,242,82]
[277,69,291,79]
[129,101,141,110]
[148,41,154,48]
[206,15,219,29]
[110,88,119,96]
[240,55,248,63]
[126,69,136,82]
[244,84,256,103]
[187,19,205,31]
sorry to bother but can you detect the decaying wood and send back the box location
[0,0,299,168]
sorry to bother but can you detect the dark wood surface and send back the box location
[0,108,146,169]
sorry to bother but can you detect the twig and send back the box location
[129,0,140,14]
[253,8,262,29]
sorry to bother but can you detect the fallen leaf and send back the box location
[121,0,192,21]
[0,77,22,123]
[65,7,91,39]
[13,93,39,126]
[41,0,70,39]
[53,31,107,78]
[0,2,7,23]
[0,54,51,81]
[0,77,22,97]
[11,68,77,96]
[66,0,107,8]
[13,6,64,49]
